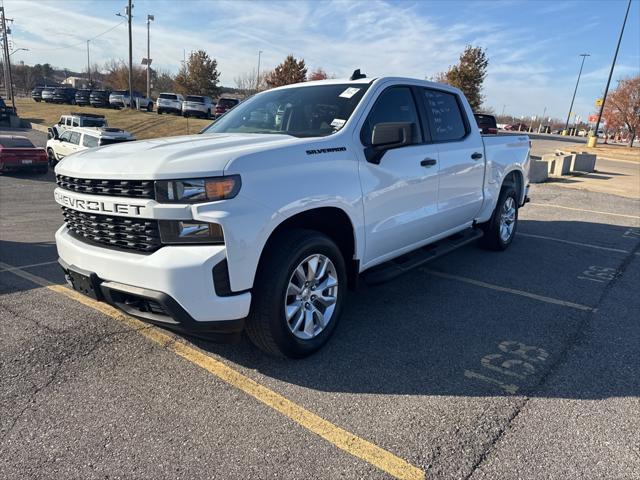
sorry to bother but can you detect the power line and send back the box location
[24,20,125,52]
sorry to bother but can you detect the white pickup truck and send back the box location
[54,75,530,358]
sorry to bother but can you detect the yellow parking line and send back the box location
[3,263,424,480]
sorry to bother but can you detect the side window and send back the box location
[361,87,421,146]
[423,89,467,142]
[82,134,98,148]
[69,132,81,145]
[58,117,64,125]
[72,118,79,127]
[59,131,72,142]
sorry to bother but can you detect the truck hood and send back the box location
[55,133,302,180]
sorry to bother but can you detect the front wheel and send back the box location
[47,149,58,167]
[246,229,347,358]
[479,186,519,251]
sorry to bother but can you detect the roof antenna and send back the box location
[350,69,366,80]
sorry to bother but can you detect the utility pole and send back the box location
[86,40,91,87]
[563,53,589,135]
[0,6,15,111]
[127,0,133,109]
[256,50,263,93]
[146,14,154,99]
[590,0,632,148]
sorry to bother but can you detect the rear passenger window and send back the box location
[66,118,72,126]
[82,135,98,148]
[72,119,79,127]
[361,87,421,146]
[69,132,81,145]
[423,89,467,141]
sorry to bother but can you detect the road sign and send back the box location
[588,114,598,123]
[595,98,603,106]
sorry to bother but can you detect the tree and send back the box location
[264,55,307,88]
[174,50,220,97]
[603,75,640,147]
[152,69,175,96]
[308,67,328,81]
[103,59,146,91]
[234,69,266,95]
[435,45,488,111]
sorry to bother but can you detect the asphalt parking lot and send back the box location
[1,128,639,479]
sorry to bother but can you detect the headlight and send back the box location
[159,220,224,244]
[155,175,241,203]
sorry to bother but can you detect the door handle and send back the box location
[421,158,437,167]
[471,152,483,160]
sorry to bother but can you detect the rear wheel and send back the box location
[47,148,57,167]
[246,229,347,358]
[479,185,519,251]
[146,102,153,112]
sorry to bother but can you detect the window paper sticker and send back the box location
[331,118,346,129]
[339,87,361,99]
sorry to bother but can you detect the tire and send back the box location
[246,229,347,358]
[157,109,162,115]
[47,149,58,167]
[147,102,153,112]
[479,185,519,251]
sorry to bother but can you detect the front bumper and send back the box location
[56,226,251,332]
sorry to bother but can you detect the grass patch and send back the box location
[566,143,640,163]
[16,98,212,140]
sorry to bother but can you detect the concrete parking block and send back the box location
[570,152,597,173]
[547,152,574,176]
[529,157,549,183]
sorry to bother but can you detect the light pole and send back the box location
[146,14,154,99]
[9,47,28,56]
[500,104,506,117]
[538,106,547,133]
[590,0,632,147]
[86,40,91,87]
[117,1,134,108]
[256,50,263,93]
[563,53,590,135]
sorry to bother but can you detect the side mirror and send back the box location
[366,122,414,164]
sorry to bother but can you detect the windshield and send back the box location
[204,84,369,138]
[185,95,204,103]
[83,118,107,127]
[0,137,34,148]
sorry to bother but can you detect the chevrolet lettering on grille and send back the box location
[54,189,146,216]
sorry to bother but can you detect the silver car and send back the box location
[182,95,213,118]
[157,93,184,115]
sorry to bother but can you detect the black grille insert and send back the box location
[62,207,161,253]
[56,175,155,199]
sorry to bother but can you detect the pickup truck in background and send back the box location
[54,75,530,358]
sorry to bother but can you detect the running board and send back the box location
[362,228,484,285]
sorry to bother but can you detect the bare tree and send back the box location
[603,75,640,147]
[234,69,266,95]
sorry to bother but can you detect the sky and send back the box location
[4,0,640,121]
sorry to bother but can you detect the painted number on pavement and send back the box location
[578,265,618,283]
[465,341,548,394]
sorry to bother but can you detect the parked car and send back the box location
[0,135,48,174]
[182,95,213,118]
[54,113,108,135]
[47,126,135,166]
[474,113,498,135]
[41,87,56,103]
[504,123,529,131]
[52,87,78,104]
[31,86,44,102]
[157,93,184,115]
[214,97,240,117]
[54,75,530,357]
[0,96,17,123]
[109,90,153,111]
[89,89,111,108]
[75,89,92,106]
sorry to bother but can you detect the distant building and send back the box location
[62,76,102,89]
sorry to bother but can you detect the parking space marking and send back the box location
[518,232,629,254]
[0,260,58,273]
[1,264,425,480]
[424,269,593,311]
[528,203,640,220]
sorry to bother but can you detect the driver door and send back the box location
[358,86,441,266]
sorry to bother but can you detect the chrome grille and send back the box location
[62,207,161,253]
[56,175,155,199]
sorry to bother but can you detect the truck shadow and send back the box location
[196,219,640,400]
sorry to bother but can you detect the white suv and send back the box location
[47,127,135,166]
[182,95,213,118]
[157,93,184,115]
[55,113,108,135]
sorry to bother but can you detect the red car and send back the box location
[504,123,529,132]
[214,97,240,118]
[0,135,48,174]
